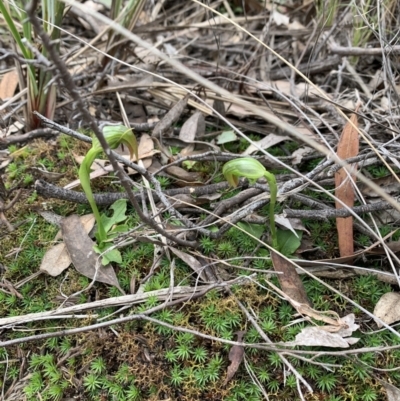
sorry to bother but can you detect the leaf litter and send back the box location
[2,1,400,400]
[61,214,123,292]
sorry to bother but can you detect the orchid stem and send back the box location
[264,171,278,250]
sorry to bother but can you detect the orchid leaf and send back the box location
[277,229,302,256]
[237,221,264,240]
[100,199,128,234]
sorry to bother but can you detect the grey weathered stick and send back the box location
[330,45,400,56]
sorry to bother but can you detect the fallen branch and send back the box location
[35,179,230,205]
[330,44,400,56]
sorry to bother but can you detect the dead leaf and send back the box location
[134,47,161,64]
[0,150,11,168]
[216,130,237,145]
[272,80,299,97]
[169,193,210,209]
[368,238,400,255]
[169,247,207,281]
[39,243,71,277]
[295,82,329,99]
[61,215,123,292]
[335,107,359,259]
[283,324,359,348]
[0,70,19,100]
[224,102,249,118]
[39,214,95,276]
[152,94,189,138]
[275,215,310,236]
[0,121,24,137]
[54,213,95,241]
[127,157,154,175]
[137,133,154,157]
[373,292,400,328]
[288,20,306,30]
[179,111,204,143]
[379,379,400,401]
[296,233,400,265]
[292,147,314,165]
[271,250,311,306]
[165,166,202,183]
[294,301,343,328]
[272,9,289,26]
[197,192,222,202]
[224,331,246,385]
[254,81,328,99]
[180,112,205,156]
[359,175,400,198]
[243,134,290,155]
[336,313,359,337]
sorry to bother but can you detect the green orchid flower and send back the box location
[79,125,138,244]
[223,157,278,249]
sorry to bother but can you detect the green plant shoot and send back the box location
[0,0,65,129]
[223,158,278,249]
[79,125,138,249]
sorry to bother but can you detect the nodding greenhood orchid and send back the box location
[79,125,138,245]
[223,157,278,249]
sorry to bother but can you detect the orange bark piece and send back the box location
[335,109,359,259]
[0,70,19,100]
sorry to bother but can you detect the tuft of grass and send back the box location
[0,0,65,129]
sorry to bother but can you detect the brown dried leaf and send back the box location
[197,192,222,202]
[223,102,256,118]
[0,70,19,100]
[0,150,11,168]
[126,157,153,174]
[179,111,205,143]
[284,324,359,348]
[138,133,154,156]
[243,134,290,155]
[169,247,207,281]
[165,166,202,183]
[39,242,71,277]
[380,380,400,401]
[179,111,205,155]
[61,215,123,292]
[359,175,400,198]
[275,215,310,235]
[272,80,301,97]
[335,108,359,259]
[224,331,246,385]
[54,213,95,241]
[169,193,209,209]
[270,250,311,306]
[295,303,341,327]
[373,292,400,328]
